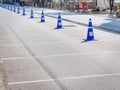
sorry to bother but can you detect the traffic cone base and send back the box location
[30,16,34,18]
[17,11,20,14]
[55,20,63,29]
[23,14,26,16]
[41,16,45,22]
[56,21,62,29]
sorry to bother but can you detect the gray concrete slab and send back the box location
[26,42,103,57]
[3,58,51,83]
[37,52,120,79]
[59,75,120,90]
[3,58,61,90]
[0,45,31,58]
[0,36,21,45]
[91,41,120,51]
[0,30,14,36]
[20,34,59,43]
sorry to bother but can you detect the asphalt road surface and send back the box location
[0,7,120,90]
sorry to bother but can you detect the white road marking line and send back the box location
[0,35,15,37]
[1,51,120,60]
[26,41,79,45]
[8,73,120,85]
[0,44,23,46]
[1,57,33,60]
[8,79,55,85]
[58,73,120,80]
[36,51,120,57]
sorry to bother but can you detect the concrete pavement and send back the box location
[0,6,120,90]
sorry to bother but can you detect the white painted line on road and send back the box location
[26,41,79,45]
[8,73,120,86]
[58,73,120,81]
[8,79,55,85]
[2,51,120,61]
[0,44,23,47]
[35,51,120,58]
[1,57,33,60]
[0,35,15,37]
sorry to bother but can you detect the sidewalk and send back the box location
[44,9,120,33]
[30,8,120,33]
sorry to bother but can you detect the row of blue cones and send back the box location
[0,4,96,42]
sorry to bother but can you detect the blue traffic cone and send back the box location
[56,12,62,29]
[17,6,20,14]
[40,10,45,22]
[84,18,95,41]
[22,7,26,16]
[10,5,12,11]
[8,5,9,10]
[13,6,16,12]
[30,9,34,18]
